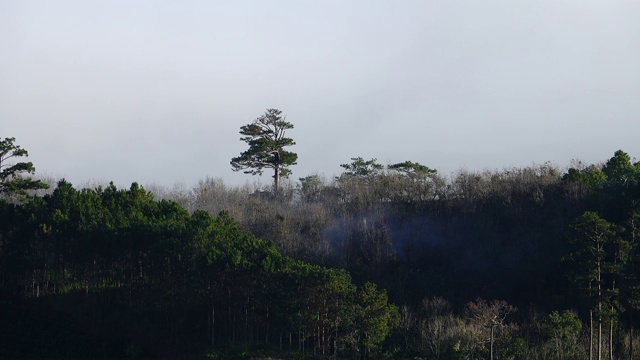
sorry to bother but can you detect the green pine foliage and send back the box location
[4,138,640,359]
[0,180,396,358]
[0,137,49,198]
[231,108,298,193]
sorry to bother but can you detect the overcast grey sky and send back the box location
[2,0,639,188]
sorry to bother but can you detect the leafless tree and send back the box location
[466,298,517,360]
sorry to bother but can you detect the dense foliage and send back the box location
[3,143,640,359]
[152,151,640,359]
[0,181,397,358]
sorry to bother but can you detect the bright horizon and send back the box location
[3,0,639,189]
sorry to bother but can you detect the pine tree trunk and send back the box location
[609,317,613,360]
[598,306,602,360]
[211,304,215,349]
[596,305,602,360]
[265,305,269,344]
[598,259,603,360]
[591,309,594,360]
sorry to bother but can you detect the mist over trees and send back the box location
[3,135,640,359]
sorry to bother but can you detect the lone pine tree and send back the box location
[231,108,297,194]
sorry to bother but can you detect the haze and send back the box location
[2,0,639,188]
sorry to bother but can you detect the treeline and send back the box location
[3,147,640,359]
[147,156,608,305]
[145,151,640,359]
[0,181,398,358]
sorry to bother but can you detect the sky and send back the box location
[2,0,639,189]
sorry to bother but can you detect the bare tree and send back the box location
[466,298,517,360]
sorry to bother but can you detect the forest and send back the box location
[2,128,640,359]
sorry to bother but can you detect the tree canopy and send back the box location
[388,160,437,177]
[6,141,640,359]
[339,157,383,178]
[231,108,297,194]
[0,137,48,198]
[0,180,398,358]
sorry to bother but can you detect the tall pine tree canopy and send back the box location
[231,108,297,193]
[0,137,48,197]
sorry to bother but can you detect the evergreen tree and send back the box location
[0,137,48,198]
[568,211,618,360]
[231,109,297,194]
